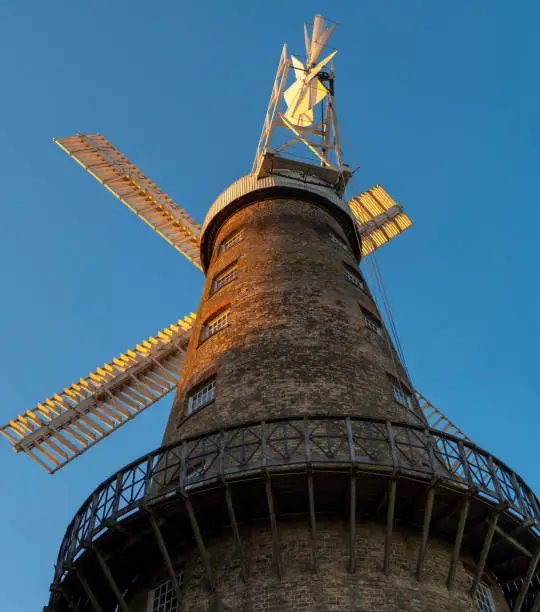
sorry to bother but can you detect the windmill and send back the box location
[3,15,539,612]
[0,16,454,474]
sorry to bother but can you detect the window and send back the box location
[329,230,349,251]
[389,376,413,410]
[343,263,364,290]
[362,307,382,335]
[468,577,496,612]
[220,229,243,253]
[212,264,237,293]
[147,574,183,612]
[474,583,496,612]
[201,309,229,341]
[187,379,216,415]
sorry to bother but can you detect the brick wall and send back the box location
[129,520,509,612]
[163,198,421,445]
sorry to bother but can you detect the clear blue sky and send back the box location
[0,2,538,609]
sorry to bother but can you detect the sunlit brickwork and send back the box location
[164,198,421,445]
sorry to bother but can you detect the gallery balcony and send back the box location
[46,415,540,611]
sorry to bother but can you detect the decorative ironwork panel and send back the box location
[223,425,264,472]
[307,419,349,462]
[349,420,390,464]
[266,419,307,464]
[391,424,431,473]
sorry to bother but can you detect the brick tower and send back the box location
[159,180,481,611]
[41,171,539,611]
[1,14,536,612]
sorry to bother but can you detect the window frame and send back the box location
[146,573,183,612]
[219,228,244,253]
[329,230,349,251]
[361,306,382,336]
[186,378,216,416]
[200,308,230,342]
[343,262,365,290]
[467,576,496,612]
[211,262,238,293]
[388,374,413,410]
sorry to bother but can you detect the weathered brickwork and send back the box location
[164,198,421,445]
[128,520,508,612]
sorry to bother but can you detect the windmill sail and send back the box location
[55,134,203,270]
[306,15,337,66]
[416,391,470,441]
[0,315,196,473]
[347,185,413,256]
[283,52,336,127]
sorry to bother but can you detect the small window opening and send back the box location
[220,229,244,253]
[187,379,216,415]
[343,262,365,290]
[329,230,349,251]
[147,574,183,612]
[362,307,382,335]
[212,264,237,293]
[389,375,413,410]
[200,309,229,341]
[467,577,496,612]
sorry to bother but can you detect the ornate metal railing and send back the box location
[53,415,540,585]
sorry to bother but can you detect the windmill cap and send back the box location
[200,172,360,271]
